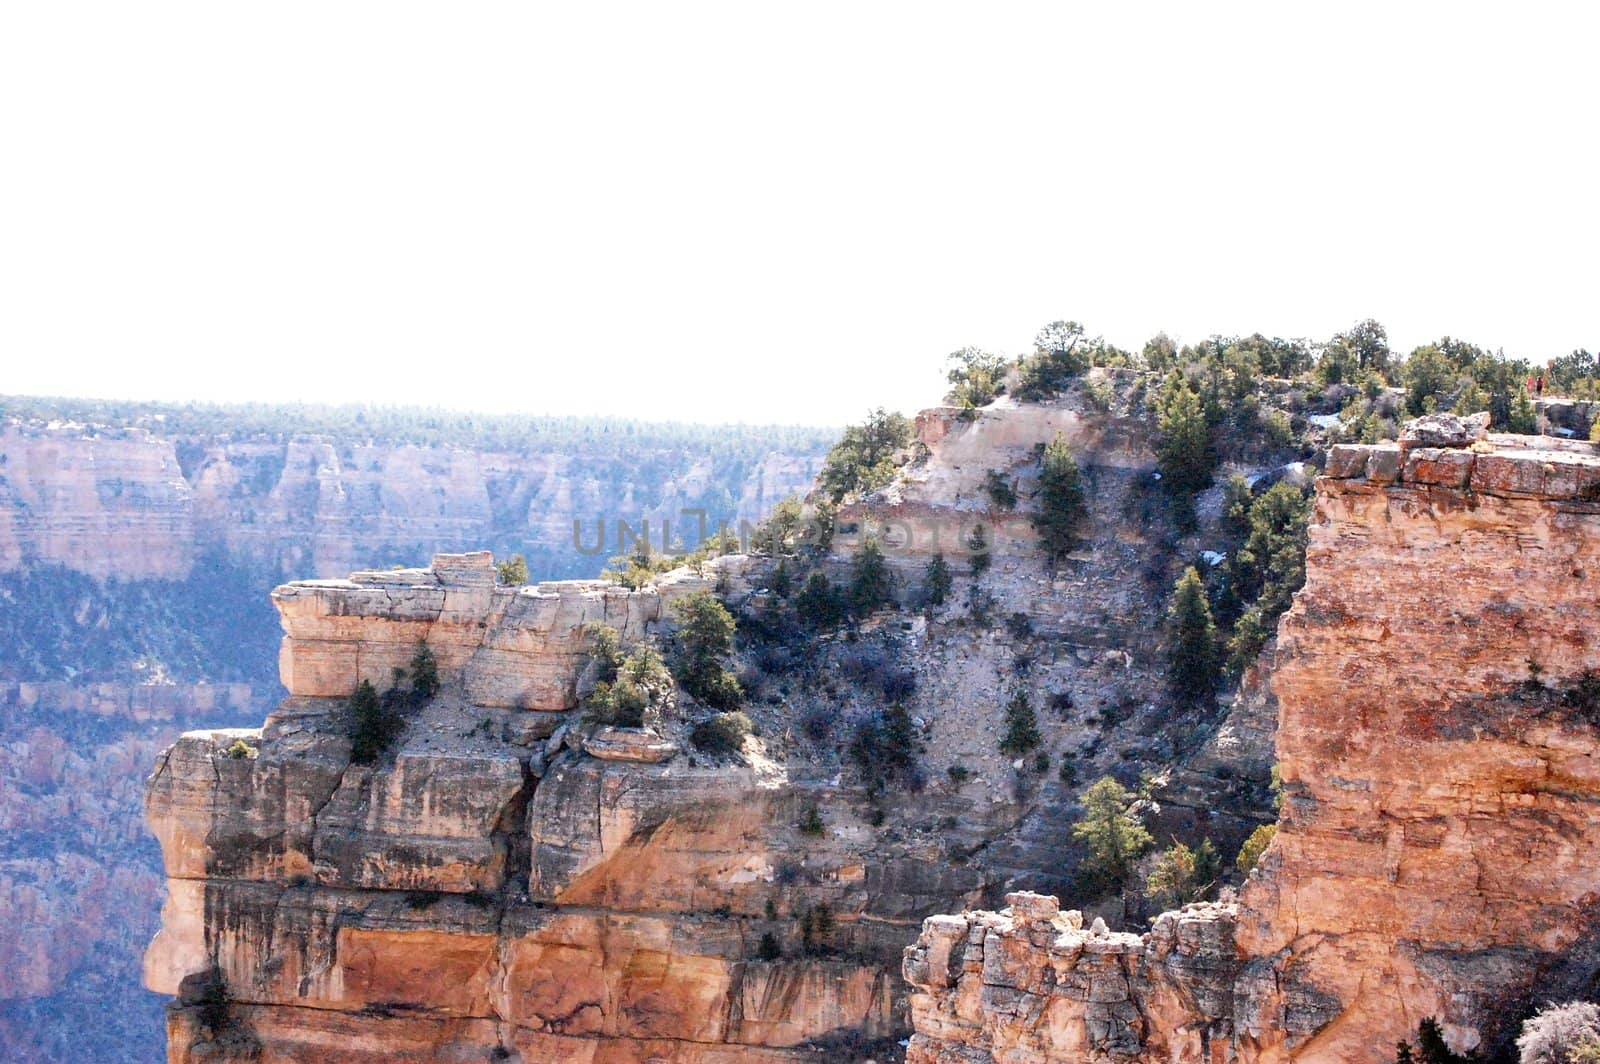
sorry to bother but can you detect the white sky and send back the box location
[2,2,1595,426]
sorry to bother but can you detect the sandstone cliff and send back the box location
[143,375,1292,1063]
[146,552,928,1062]
[904,425,1600,1062]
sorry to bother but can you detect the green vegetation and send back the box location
[998,690,1042,756]
[603,539,683,590]
[583,644,673,729]
[794,572,847,629]
[945,346,1008,417]
[983,469,1018,509]
[1219,482,1311,674]
[756,932,782,962]
[751,496,805,555]
[349,680,399,765]
[1144,837,1221,909]
[922,553,952,608]
[800,902,836,955]
[1033,433,1086,564]
[798,805,825,835]
[409,642,440,698]
[1394,1017,1473,1064]
[669,591,743,710]
[225,739,256,760]
[849,701,921,796]
[1155,374,1215,496]
[967,524,991,577]
[1070,776,1153,891]
[817,408,913,502]
[495,554,529,585]
[1015,320,1091,400]
[689,711,752,755]
[1166,567,1220,707]
[849,538,894,615]
[1236,823,1277,875]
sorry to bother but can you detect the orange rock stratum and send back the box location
[904,428,1600,1063]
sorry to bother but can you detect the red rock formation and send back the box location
[906,428,1600,1062]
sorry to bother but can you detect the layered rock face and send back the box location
[146,553,926,1063]
[904,893,1239,1064]
[1235,431,1600,1061]
[906,429,1600,1062]
[0,422,825,581]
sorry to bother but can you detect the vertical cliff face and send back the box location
[145,553,920,1063]
[1235,433,1600,1061]
[905,428,1600,1063]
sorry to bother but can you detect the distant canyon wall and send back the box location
[0,423,825,581]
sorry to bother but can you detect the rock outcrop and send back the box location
[906,430,1600,1062]
[905,892,1240,1064]
[145,553,927,1063]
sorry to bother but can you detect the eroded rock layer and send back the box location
[906,431,1600,1063]
[145,553,941,1062]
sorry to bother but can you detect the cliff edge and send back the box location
[905,422,1600,1062]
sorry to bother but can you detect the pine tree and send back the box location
[1167,567,1220,706]
[1416,1018,1465,1064]
[670,591,741,709]
[923,553,952,607]
[770,557,792,598]
[999,690,1042,756]
[1155,374,1215,495]
[967,524,990,577]
[1509,387,1539,434]
[1034,433,1085,564]
[795,571,846,629]
[409,642,440,698]
[810,903,835,952]
[1071,776,1153,890]
[850,538,893,615]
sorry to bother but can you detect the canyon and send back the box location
[0,402,829,1063]
[143,407,1600,1062]
[140,378,1291,1062]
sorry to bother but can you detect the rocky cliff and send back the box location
[145,552,929,1062]
[904,423,1600,1062]
[143,376,1294,1063]
[0,404,831,1063]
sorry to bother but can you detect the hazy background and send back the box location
[2,1,1595,423]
